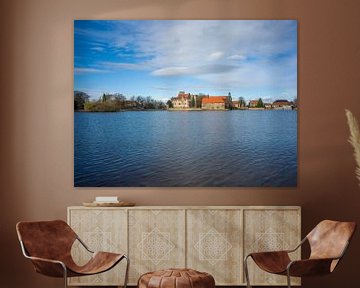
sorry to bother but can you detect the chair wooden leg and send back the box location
[244,255,252,288]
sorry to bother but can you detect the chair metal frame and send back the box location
[19,233,129,288]
[244,236,350,288]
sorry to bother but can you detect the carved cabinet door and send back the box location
[243,209,301,286]
[187,209,243,285]
[68,208,128,286]
[128,209,186,284]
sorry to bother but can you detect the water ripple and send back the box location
[75,111,297,187]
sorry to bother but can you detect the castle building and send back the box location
[201,96,231,110]
[171,91,191,108]
[272,99,294,110]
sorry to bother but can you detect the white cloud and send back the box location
[191,55,296,98]
[100,61,151,71]
[152,66,189,76]
[91,46,104,52]
[75,23,133,48]
[129,20,296,67]
[151,64,237,76]
[87,20,297,96]
[208,51,224,61]
[152,86,174,91]
[227,54,247,61]
[74,67,109,74]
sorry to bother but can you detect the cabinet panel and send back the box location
[128,209,186,284]
[187,209,243,285]
[244,209,301,286]
[68,208,127,286]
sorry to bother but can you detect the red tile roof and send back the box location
[202,96,228,104]
[178,92,190,99]
[273,100,291,106]
[273,99,289,103]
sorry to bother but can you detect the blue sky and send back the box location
[74,20,297,102]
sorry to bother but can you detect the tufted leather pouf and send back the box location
[138,268,215,288]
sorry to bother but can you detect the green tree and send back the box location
[74,91,90,110]
[196,95,208,108]
[84,101,96,111]
[136,96,145,107]
[191,96,195,108]
[83,93,166,112]
[238,97,246,108]
[158,101,166,109]
[167,100,174,108]
[113,93,126,109]
[256,98,264,108]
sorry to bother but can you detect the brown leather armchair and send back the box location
[16,220,129,288]
[244,220,356,288]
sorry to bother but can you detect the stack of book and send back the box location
[82,196,135,207]
[93,196,119,204]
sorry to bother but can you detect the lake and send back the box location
[74,110,297,187]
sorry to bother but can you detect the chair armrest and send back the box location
[246,250,291,262]
[19,240,67,277]
[26,255,67,278]
[76,236,94,253]
[286,237,307,253]
[287,258,336,277]
[248,250,289,256]
[26,255,65,265]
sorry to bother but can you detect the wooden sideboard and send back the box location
[67,206,301,286]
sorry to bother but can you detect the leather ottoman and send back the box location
[138,268,215,288]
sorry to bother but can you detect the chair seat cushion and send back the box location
[138,268,215,288]
[67,252,124,276]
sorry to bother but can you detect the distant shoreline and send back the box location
[75,109,297,113]
[74,109,166,112]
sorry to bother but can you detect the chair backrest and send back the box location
[16,220,77,261]
[307,220,356,261]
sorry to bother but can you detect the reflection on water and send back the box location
[74,110,297,187]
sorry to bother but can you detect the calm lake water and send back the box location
[74,110,297,187]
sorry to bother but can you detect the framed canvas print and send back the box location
[74,20,297,187]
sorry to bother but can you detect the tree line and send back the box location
[74,91,167,112]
